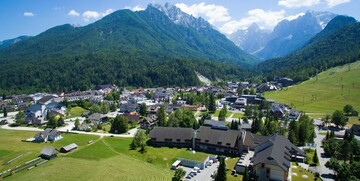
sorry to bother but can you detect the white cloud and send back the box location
[278,0,320,8]
[102,9,114,16]
[325,0,351,7]
[68,10,80,17]
[83,11,100,22]
[175,2,231,24]
[124,5,145,12]
[285,12,305,20]
[220,9,286,34]
[82,9,114,22]
[23,12,34,17]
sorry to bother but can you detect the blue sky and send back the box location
[0,0,359,40]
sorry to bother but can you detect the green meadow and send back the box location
[264,61,360,118]
[2,129,214,180]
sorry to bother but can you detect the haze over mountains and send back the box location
[229,11,336,60]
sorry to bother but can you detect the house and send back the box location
[34,129,62,142]
[119,103,138,113]
[94,84,114,95]
[234,98,247,109]
[252,134,306,181]
[239,130,271,152]
[270,104,286,119]
[24,116,46,126]
[88,113,103,123]
[195,126,241,155]
[60,143,78,153]
[140,115,158,129]
[352,124,360,136]
[124,114,141,124]
[38,95,54,105]
[40,146,57,159]
[149,127,194,148]
[147,105,159,115]
[79,122,92,131]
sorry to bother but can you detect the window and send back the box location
[205,140,209,143]
[176,139,180,142]
[217,142,222,145]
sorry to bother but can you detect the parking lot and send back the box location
[181,161,220,181]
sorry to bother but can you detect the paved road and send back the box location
[1,115,139,137]
[313,119,335,181]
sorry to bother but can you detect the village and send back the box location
[0,78,359,181]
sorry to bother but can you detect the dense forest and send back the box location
[0,6,257,94]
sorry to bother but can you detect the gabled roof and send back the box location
[196,126,240,148]
[40,146,57,156]
[149,127,193,143]
[253,134,305,171]
[61,143,78,152]
[242,130,270,149]
[38,96,54,105]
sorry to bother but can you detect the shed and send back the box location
[60,143,78,153]
[40,146,57,159]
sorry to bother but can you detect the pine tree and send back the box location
[3,108,7,117]
[242,167,249,181]
[312,149,319,166]
[208,93,216,113]
[157,106,167,126]
[215,156,227,181]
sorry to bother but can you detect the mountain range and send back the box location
[0,36,30,49]
[229,23,270,54]
[258,15,360,82]
[0,3,256,94]
[229,11,336,60]
[0,3,359,94]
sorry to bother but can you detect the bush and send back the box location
[8,123,19,127]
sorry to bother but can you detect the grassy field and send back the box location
[264,61,360,118]
[103,137,210,169]
[66,106,89,118]
[346,116,360,127]
[213,110,232,117]
[304,149,319,166]
[232,112,244,119]
[0,130,99,174]
[4,133,217,180]
[6,133,172,180]
[226,157,243,181]
[291,162,320,181]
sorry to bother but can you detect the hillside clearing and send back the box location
[264,61,360,117]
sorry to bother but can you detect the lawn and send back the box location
[232,112,244,119]
[226,157,243,181]
[213,110,232,117]
[66,106,89,118]
[304,149,319,166]
[291,162,320,181]
[103,137,211,169]
[264,61,360,118]
[5,133,172,181]
[0,129,99,175]
[346,116,360,127]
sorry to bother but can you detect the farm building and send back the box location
[60,143,78,153]
[40,146,57,159]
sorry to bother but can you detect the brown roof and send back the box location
[149,127,193,143]
[196,126,240,148]
[242,130,270,149]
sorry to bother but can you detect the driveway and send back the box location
[313,119,335,181]
[182,161,219,181]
